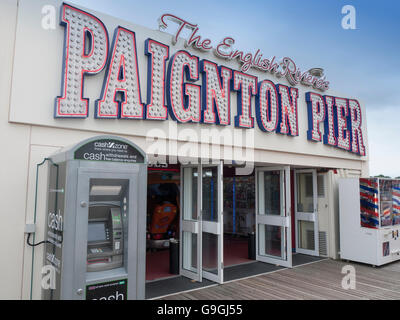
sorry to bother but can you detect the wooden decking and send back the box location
[159,259,400,300]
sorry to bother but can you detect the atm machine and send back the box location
[87,207,124,272]
[42,136,147,300]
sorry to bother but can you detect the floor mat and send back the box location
[224,253,325,282]
[146,276,214,299]
[292,253,325,266]
[224,262,283,282]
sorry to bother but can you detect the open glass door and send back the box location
[294,169,319,256]
[201,162,223,284]
[180,166,201,281]
[256,166,292,268]
[180,162,224,283]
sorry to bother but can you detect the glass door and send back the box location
[201,162,223,284]
[180,165,202,281]
[294,169,319,256]
[256,166,292,268]
[180,162,224,283]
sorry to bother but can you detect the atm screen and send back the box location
[88,222,107,242]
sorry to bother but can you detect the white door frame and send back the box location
[255,166,292,268]
[294,169,319,256]
[179,165,202,282]
[201,162,223,284]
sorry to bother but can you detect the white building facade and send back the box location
[0,0,369,299]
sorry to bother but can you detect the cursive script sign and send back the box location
[159,14,330,91]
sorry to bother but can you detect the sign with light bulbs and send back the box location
[53,3,366,156]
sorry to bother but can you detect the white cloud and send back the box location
[367,106,400,178]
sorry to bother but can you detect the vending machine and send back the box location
[339,178,400,266]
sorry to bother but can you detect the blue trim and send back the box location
[233,177,236,234]
[211,179,214,221]
[360,199,378,210]
[360,184,378,194]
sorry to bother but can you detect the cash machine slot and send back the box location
[87,206,124,272]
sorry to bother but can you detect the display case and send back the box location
[339,178,400,266]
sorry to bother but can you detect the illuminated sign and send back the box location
[54,3,366,156]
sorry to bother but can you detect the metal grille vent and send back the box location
[319,231,328,256]
[317,175,326,197]
[306,230,315,251]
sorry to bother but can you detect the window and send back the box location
[305,174,313,197]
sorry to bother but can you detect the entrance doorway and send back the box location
[222,166,294,272]
[179,163,294,285]
[146,163,327,286]
[255,166,292,267]
[180,163,224,283]
[145,166,180,281]
[294,169,319,256]
[223,168,255,267]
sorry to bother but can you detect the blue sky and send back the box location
[70,0,400,177]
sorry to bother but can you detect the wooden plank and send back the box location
[158,259,400,300]
[272,263,397,300]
